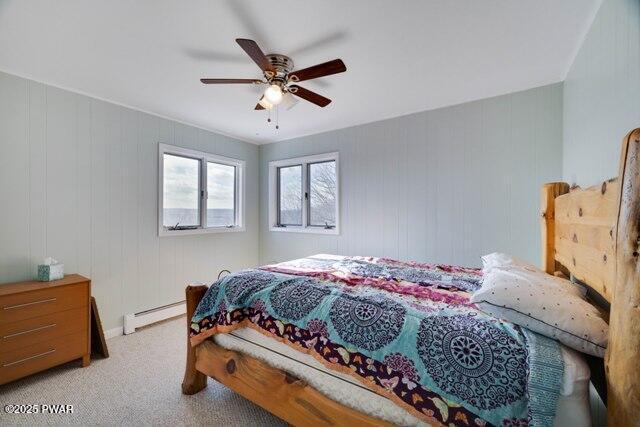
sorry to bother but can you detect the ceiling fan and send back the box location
[200,38,347,114]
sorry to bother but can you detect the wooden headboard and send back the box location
[540,128,640,426]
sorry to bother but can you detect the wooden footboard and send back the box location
[181,284,392,426]
[196,340,391,426]
[181,284,208,395]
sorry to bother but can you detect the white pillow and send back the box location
[481,252,587,298]
[471,268,608,357]
[481,252,531,273]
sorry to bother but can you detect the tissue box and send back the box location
[37,263,64,281]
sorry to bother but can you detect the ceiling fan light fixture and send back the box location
[264,84,283,105]
[199,39,346,112]
[281,92,299,111]
[258,97,274,110]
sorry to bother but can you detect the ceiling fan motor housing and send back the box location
[265,54,294,84]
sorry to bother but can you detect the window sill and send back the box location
[159,226,245,237]
[269,226,339,235]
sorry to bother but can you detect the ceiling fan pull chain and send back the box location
[267,108,271,123]
[276,106,279,130]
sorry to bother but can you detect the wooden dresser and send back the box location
[0,274,91,385]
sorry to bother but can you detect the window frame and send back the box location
[158,143,245,237]
[276,164,304,227]
[268,152,339,235]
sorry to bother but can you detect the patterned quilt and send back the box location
[190,255,563,427]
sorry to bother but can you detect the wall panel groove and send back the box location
[0,71,259,330]
[562,0,639,423]
[259,83,564,267]
[563,0,640,186]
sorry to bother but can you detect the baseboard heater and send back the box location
[123,300,186,335]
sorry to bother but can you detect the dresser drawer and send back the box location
[0,282,88,324]
[0,307,88,354]
[0,331,87,385]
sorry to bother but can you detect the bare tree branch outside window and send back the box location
[279,165,303,225]
[309,161,336,227]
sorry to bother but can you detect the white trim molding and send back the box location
[268,152,340,235]
[104,326,124,340]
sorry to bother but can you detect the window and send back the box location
[309,161,337,227]
[162,154,201,228]
[207,162,236,228]
[159,144,244,236]
[278,165,303,226]
[269,152,339,234]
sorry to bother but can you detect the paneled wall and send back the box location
[562,0,639,423]
[563,0,640,186]
[0,71,260,330]
[259,83,563,267]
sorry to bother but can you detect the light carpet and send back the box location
[0,317,286,426]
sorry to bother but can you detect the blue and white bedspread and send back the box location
[190,255,563,426]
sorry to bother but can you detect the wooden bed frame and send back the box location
[183,128,640,426]
[540,128,640,426]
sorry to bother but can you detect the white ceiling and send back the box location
[0,0,600,144]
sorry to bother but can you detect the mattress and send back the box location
[214,327,592,427]
[191,254,592,425]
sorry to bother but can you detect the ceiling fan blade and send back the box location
[255,103,265,110]
[200,78,262,84]
[236,38,275,73]
[288,85,331,107]
[288,59,346,82]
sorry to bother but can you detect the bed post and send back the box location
[181,284,208,395]
[540,182,570,273]
[607,128,640,426]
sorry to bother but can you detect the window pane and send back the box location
[309,161,336,227]
[278,165,302,225]
[163,154,200,227]
[207,162,236,227]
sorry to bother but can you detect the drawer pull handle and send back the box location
[3,298,57,310]
[3,349,56,367]
[3,323,57,339]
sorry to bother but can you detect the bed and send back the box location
[182,128,640,426]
